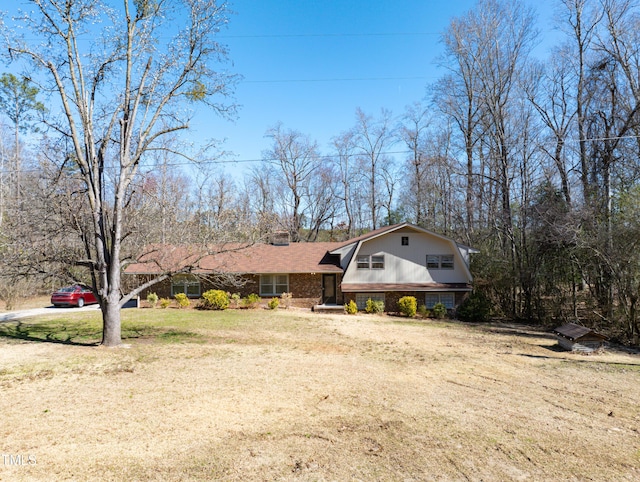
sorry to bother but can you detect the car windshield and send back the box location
[58,286,78,293]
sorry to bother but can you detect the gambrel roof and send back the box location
[330,223,475,283]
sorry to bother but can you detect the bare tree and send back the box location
[128,153,193,246]
[3,0,237,346]
[559,0,603,206]
[302,163,339,241]
[435,17,486,236]
[350,108,396,230]
[262,123,321,242]
[436,0,538,317]
[331,131,360,237]
[522,55,575,206]
[398,102,431,227]
[243,166,278,239]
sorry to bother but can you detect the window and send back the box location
[356,255,370,269]
[402,236,409,246]
[260,274,289,296]
[171,274,201,297]
[441,255,454,269]
[355,293,385,310]
[426,255,454,270]
[426,255,441,269]
[425,293,455,309]
[371,255,385,269]
[357,254,384,269]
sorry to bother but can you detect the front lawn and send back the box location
[1,309,639,481]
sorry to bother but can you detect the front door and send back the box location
[322,274,337,305]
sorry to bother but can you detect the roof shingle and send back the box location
[125,242,343,275]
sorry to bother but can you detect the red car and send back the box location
[51,285,98,308]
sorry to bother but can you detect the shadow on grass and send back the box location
[0,320,205,347]
[0,321,101,346]
[516,346,640,368]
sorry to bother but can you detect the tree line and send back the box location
[1,0,640,344]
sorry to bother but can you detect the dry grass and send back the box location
[1,309,639,481]
[0,295,52,312]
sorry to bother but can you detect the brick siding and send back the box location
[132,272,343,309]
[343,291,469,313]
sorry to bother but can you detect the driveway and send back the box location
[0,298,140,323]
[0,304,101,323]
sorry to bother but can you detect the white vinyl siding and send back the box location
[355,293,385,310]
[342,231,470,285]
[260,274,289,296]
[425,293,455,309]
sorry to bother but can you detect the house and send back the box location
[125,223,476,312]
[553,323,608,353]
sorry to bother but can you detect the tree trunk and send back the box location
[101,296,122,347]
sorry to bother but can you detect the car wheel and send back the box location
[77,298,85,308]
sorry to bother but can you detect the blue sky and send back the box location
[192,0,483,173]
[3,0,557,177]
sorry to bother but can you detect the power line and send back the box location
[5,133,640,174]
[219,32,440,39]
[10,31,441,43]
[1,150,418,174]
[242,76,432,84]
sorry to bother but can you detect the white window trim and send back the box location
[441,255,454,270]
[425,292,455,309]
[426,254,455,270]
[356,255,370,269]
[355,293,385,310]
[259,274,289,296]
[171,274,201,298]
[371,255,385,269]
[357,254,385,269]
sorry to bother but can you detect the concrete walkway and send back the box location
[0,304,101,323]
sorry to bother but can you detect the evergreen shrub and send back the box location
[398,296,417,317]
[200,289,230,310]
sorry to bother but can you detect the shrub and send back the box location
[0,278,33,310]
[456,290,492,322]
[159,298,171,309]
[146,292,159,308]
[344,299,358,314]
[174,292,190,309]
[398,296,417,317]
[200,289,229,310]
[417,304,430,318]
[242,293,261,309]
[280,292,292,309]
[230,293,241,308]
[431,302,447,319]
[365,298,385,314]
[268,297,279,310]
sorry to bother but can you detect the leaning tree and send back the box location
[2,0,237,346]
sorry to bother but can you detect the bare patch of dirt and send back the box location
[1,311,639,480]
